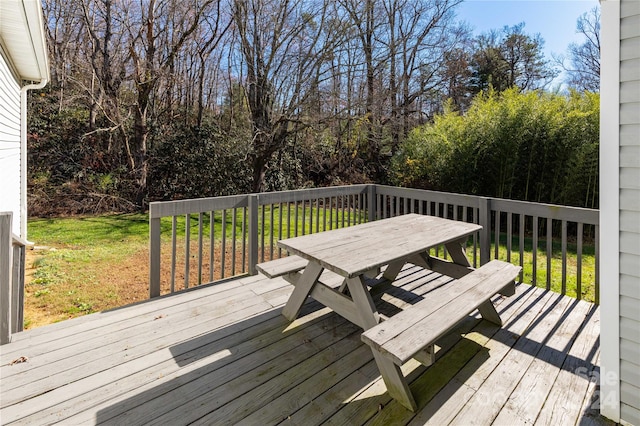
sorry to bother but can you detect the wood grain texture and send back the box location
[278,214,481,278]
[0,269,605,425]
[362,261,521,364]
[256,255,308,278]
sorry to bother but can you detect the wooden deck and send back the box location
[1,266,609,425]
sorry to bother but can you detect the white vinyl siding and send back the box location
[619,1,640,424]
[0,52,22,236]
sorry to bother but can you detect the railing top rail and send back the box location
[150,185,372,218]
[376,185,598,224]
[375,185,484,208]
[489,198,598,224]
[256,184,370,205]
[150,185,599,224]
[149,194,249,218]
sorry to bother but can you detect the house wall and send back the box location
[619,0,640,424]
[0,49,22,237]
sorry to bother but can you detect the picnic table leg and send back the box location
[445,238,506,324]
[477,299,503,325]
[372,352,417,411]
[346,275,418,412]
[383,259,406,281]
[408,252,431,270]
[444,238,471,267]
[345,276,380,329]
[281,261,324,321]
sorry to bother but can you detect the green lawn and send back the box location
[25,212,596,329]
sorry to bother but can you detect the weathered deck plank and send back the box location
[0,268,609,425]
[535,306,600,425]
[365,278,545,425]
[449,292,577,425]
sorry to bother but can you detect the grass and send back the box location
[24,211,596,329]
[25,214,150,327]
[488,233,596,302]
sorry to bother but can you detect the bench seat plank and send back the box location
[362,261,515,353]
[360,260,521,411]
[256,256,308,279]
[363,261,521,366]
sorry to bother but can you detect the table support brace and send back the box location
[281,262,323,321]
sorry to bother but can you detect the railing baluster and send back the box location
[345,196,350,225]
[506,212,512,263]
[242,207,247,273]
[302,200,307,236]
[279,203,284,258]
[561,220,567,295]
[221,209,226,279]
[185,213,190,289]
[198,213,204,285]
[287,201,292,237]
[295,201,300,236]
[260,205,266,262]
[546,217,552,291]
[472,207,478,268]
[494,211,500,260]
[329,198,334,230]
[232,208,237,276]
[577,222,583,300]
[519,214,525,283]
[171,216,177,293]
[322,198,327,231]
[595,224,599,304]
[209,212,214,282]
[270,204,274,259]
[533,216,538,285]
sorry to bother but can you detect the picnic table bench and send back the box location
[360,259,521,411]
[256,255,346,290]
[256,255,382,292]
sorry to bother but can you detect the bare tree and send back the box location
[233,0,340,191]
[557,7,600,92]
[385,0,465,144]
[335,0,465,180]
[42,0,84,112]
[123,0,227,205]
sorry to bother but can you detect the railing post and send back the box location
[149,213,161,298]
[248,194,259,275]
[1,212,13,344]
[478,197,491,266]
[367,185,376,222]
[11,242,25,333]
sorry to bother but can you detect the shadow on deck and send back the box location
[0,266,611,425]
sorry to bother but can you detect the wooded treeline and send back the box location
[391,89,599,208]
[27,0,599,215]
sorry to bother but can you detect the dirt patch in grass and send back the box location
[23,243,251,329]
[23,246,150,328]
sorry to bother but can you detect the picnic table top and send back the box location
[277,214,481,278]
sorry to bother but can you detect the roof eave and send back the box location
[0,0,50,84]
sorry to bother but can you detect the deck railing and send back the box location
[1,212,27,345]
[149,184,599,303]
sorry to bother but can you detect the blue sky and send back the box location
[455,0,600,87]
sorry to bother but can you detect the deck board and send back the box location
[0,267,612,425]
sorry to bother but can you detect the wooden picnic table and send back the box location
[270,213,520,411]
[277,213,482,330]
